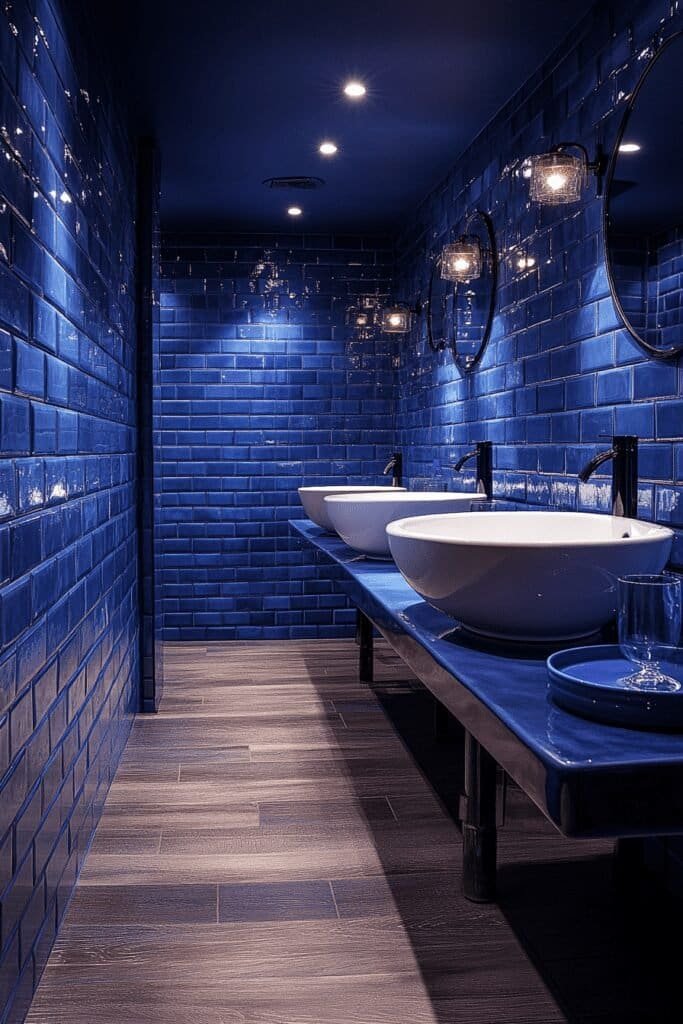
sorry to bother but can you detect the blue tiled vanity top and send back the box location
[291,519,683,838]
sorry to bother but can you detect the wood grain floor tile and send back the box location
[66,884,218,925]
[218,880,338,922]
[120,744,251,766]
[259,795,396,825]
[26,637,652,1023]
[92,801,260,831]
[88,830,162,856]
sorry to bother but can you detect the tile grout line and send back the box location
[384,796,399,822]
[328,880,341,920]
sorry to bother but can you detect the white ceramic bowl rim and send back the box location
[386,511,673,548]
[323,490,484,505]
[298,485,406,494]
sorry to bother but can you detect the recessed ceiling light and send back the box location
[319,141,338,156]
[287,206,303,217]
[344,80,366,99]
[619,142,641,153]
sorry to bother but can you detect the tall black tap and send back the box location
[383,452,403,488]
[578,435,638,518]
[448,441,493,499]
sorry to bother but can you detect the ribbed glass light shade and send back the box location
[441,236,483,283]
[380,305,412,334]
[529,151,585,204]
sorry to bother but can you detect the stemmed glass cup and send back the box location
[617,573,682,692]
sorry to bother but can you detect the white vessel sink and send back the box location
[325,491,486,558]
[298,485,406,533]
[386,511,674,641]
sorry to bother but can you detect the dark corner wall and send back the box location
[393,0,683,567]
[157,234,394,640]
[0,1,140,1019]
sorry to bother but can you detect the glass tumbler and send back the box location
[617,573,682,692]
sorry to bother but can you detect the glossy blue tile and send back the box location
[32,403,58,453]
[596,367,632,405]
[1,577,31,647]
[46,355,69,406]
[1,395,31,454]
[10,516,42,578]
[0,330,13,392]
[0,262,30,336]
[15,340,45,399]
[657,400,683,440]
[634,361,678,400]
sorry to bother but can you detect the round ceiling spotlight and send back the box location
[619,142,641,153]
[343,80,366,99]
[319,141,338,156]
[287,206,303,217]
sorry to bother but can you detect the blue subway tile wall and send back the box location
[158,234,394,639]
[393,0,683,567]
[0,1,138,1020]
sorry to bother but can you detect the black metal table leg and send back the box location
[460,731,498,902]
[434,700,450,742]
[356,609,374,684]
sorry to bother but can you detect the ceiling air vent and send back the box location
[262,176,325,190]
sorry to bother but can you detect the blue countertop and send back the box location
[291,519,683,838]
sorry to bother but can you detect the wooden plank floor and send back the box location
[26,640,682,1023]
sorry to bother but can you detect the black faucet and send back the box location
[448,441,493,499]
[578,435,638,519]
[383,452,403,488]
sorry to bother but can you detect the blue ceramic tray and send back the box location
[547,645,683,730]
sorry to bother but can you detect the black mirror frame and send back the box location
[426,210,498,370]
[426,252,449,353]
[603,28,683,361]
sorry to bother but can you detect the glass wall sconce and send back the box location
[345,293,384,332]
[379,303,413,334]
[441,235,483,283]
[345,306,373,329]
[527,142,605,204]
[508,247,536,273]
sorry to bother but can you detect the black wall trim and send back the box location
[136,138,163,712]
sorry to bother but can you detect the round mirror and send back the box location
[449,211,497,371]
[605,32,683,359]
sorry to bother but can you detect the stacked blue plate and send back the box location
[547,645,683,730]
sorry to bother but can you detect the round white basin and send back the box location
[386,511,674,641]
[298,485,406,533]
[325,491,487,558]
